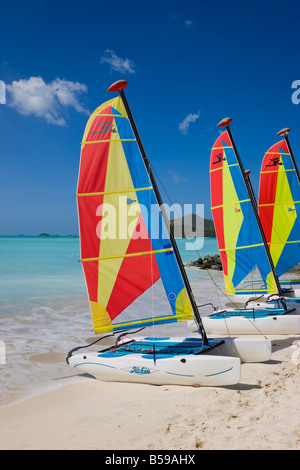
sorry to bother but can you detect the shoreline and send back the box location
[0,334,299,450]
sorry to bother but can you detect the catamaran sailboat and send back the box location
[199,119,300,335]
[67,83,272,386]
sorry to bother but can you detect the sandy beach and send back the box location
[0,334,299,450]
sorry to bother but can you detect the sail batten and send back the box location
[259,201,300,207]
[211,198,250,210]
[219,243,264,252]
[77,186,152,197]
[261,169,295,173]
[81,248,173,262]
[210,163,239,173]
[81,139,136,145]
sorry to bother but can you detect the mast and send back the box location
[107,80,208,344]
[276,128,300,185]
[217,118,287,309]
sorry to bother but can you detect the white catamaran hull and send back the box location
[68,351,240,386]
[229,290,300,311]
[68,335,272,386]
[209,336,272,362]
[196,290,300,334]
[200,314,300,335]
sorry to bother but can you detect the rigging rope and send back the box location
[65,327,146,363]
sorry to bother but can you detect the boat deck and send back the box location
[98,337,223,359]
[211,307,295,319]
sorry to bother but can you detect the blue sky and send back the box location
[1,0,300,235]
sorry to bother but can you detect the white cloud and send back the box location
[184,20,194,28]
[100,49,136,74]
[7,76,89,126]
[169,14,194,28]
[0,80,5,104]
[167,169,188,183]
[178,111,200,135]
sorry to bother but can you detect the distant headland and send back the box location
[38,233,78,237]
[170,215,216,238]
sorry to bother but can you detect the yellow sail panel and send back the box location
[222,150,244,290]
[270,165,295,266]
[90,301,113,333]
[175,288,194,321]
[96,128,143,311]
[81,97,127,149]
[96,193,141,311]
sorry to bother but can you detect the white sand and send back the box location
[0,335,299,450]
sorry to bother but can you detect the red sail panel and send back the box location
[210,131,230,277]
[258,140,285,247]
[77,109,113,194]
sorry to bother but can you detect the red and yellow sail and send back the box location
[77,96,194,334]
[258,139,300,278]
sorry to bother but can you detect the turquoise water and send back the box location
[0,236,84,312]
[0,236,219,315]
[176,237,220,262]
[0,235,224,406]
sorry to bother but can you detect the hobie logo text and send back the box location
[130,366,150,374]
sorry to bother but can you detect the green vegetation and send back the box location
[170,215,216,238]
